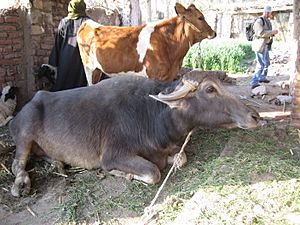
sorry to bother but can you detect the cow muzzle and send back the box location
[207,31,217,39]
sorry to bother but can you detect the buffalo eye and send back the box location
[206,86,216,93]
[198,16,204,20]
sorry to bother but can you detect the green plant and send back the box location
[183,39,255,73]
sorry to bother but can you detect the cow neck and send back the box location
[155,16,192,61]
[172,16,194,59]
[179,16,196,49]
[182,16,201,33]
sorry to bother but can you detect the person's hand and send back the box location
[272,30,278,35]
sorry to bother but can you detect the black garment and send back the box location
[49,16,89,91]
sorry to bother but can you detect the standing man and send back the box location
[49,0,90,91]
[250,5,278,89]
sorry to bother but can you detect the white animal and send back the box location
[0,86,17,127]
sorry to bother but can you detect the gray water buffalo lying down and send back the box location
[10,70,259,197]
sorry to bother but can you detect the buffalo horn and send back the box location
[157,79,199,101]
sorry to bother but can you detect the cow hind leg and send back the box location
[103,155,161,185]
[11,140,33,197]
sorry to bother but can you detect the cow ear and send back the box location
[175,3,186,16]
[187,4,196,9]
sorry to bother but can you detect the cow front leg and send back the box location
[103,155,161,184]
[83,66,93,86]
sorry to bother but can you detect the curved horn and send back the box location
[157,79,199,101]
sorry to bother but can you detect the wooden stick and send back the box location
[0,162,12,175]
[52,172,68,178]
[26,206,37,217]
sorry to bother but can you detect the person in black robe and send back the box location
[48,0,90,91]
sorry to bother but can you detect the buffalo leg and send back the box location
[11,141,33,197]
[103,155,161,184]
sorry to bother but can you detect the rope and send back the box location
[139,130,194,225]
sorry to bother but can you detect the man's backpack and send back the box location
[245,17,265,41]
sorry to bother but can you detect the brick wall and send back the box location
[0,1,69,108]
[0,0,121,109]
[0,8,24,90]
[291,0,300,128]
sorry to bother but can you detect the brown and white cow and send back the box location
[77,3,216,85]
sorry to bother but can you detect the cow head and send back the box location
[175,3,216,42]
[150,70,259,130]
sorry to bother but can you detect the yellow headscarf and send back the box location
[67,0,86,20]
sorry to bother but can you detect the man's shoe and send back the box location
[259,79,270,83]
[251,84,260,89]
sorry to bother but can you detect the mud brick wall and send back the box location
[0,0,120,109]
[0,8,23,89]
[31,0,69,67]
[291,0,300,128]
[0,1,69,108]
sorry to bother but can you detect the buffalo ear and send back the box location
[175,3,186,16]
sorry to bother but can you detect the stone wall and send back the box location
[291,0,300,128]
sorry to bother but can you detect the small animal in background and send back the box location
[0,85,18,127]
[35,64,57,91]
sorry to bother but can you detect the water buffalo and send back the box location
[10,70,259,197]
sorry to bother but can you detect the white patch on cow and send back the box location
[85,19,102,29]
[105,66,148,77]
[136,22,157,63]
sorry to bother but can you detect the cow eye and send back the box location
[206,86,216,93]
[198,16,204,20]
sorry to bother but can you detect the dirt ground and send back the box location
[0,44,295,225]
